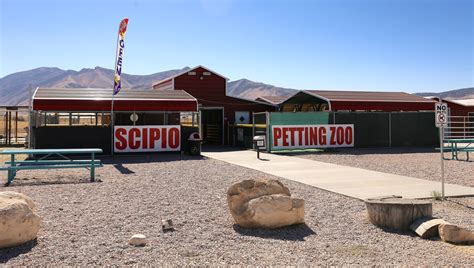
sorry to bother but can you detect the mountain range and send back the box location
[0,66,472,106]
[416,88,474,100]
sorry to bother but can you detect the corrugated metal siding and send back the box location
[258,95,291,105]
[33,88,196,100]
[153,79,173,91]
[330,101,435,111]
[32,88,198,111]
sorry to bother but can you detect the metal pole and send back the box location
[440,126,445,200]
[15,111,18,143]
[463,117,466,139]
[8,111,12,145]
[28,109,32,149]
[110,100,115,156]
[252,115,255,150]
[266,111,270,152]
[110,32,120,156]
[3,112,6,145]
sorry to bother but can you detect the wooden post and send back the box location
[90,152,95,182]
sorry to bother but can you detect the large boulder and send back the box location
[227,178,304,229]
[0,191,41,248]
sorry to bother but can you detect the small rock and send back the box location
[128,234,147,246]
[162,219,174,231]
[438,224,474,245]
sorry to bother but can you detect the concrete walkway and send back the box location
[202,149,474,200]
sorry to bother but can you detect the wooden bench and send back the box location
[0,148,103,186]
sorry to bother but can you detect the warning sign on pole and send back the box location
[435,102,447,200]
[435,102,448,128]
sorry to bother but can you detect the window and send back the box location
[71,113,96,126]
[180,112,199,127]
[34,112,111,127]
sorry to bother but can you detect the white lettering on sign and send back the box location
[114,125,180,153]
[435,102,448,127]
[272,124,354,149]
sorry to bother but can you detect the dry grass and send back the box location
[0,118,29,136]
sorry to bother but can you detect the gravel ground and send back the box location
[0,154,473,266]
[289,147,474,187]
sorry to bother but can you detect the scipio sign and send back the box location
[435,102,448,128]
[114,125,180,152]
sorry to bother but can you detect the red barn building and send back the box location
[153,66,275,144]
[258,90,437,112]
[429,97,474,117]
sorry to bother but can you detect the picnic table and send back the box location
[0,148,103,186]
[443,138,474,161]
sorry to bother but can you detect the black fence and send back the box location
[232,111,438,149]
[331,111,438,147]
[33,125,200,155]
[33,126,112,153]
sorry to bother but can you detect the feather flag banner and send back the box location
[113,18,129,95]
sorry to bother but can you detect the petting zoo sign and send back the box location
[114,125,181,152]
[272,124,354,149]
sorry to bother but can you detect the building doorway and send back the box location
[200,108,223,145]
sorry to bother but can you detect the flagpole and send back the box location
[110,18,128,156]
[110,34,119,156]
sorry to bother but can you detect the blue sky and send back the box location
[0,0,472,92]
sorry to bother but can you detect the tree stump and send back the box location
[365,196,432,231]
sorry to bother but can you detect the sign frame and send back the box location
[271,124,354,150]
[435,102,448,128]
[114,125,181,153]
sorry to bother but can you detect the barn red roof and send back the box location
[32,88,198,112]
[153,65,229,89]
[304,90,435,103]
[255,95,293,105]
